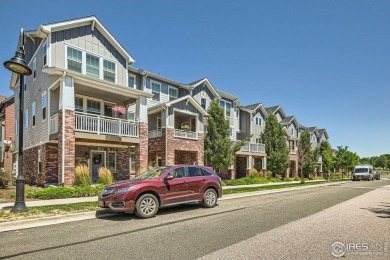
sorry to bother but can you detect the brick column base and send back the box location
[58,109,75,186]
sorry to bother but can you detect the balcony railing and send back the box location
[75,112,139,137]
[148,130,162,138]
[236,142,265,154]
[174,129,198,140]
[290,148,298,155]
[50,114,59,134]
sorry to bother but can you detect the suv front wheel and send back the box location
[135,194,159,218]
[202,188,217,208]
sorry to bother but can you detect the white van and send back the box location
[352,164,374,181]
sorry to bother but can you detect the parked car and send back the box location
[373,170,381,180]
[352,164,374,181]
[98,165,222,218]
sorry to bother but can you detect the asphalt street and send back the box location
[0,178,389,260]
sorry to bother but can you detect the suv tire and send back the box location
[202,188,217,208]
[135,194,159,219]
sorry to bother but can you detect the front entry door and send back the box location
[91,151,105,181]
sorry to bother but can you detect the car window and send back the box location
[201,168,212,176]
[167,167,186,179]
[188,167,202,177]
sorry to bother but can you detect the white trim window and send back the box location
[38,149,42,174]
[25,109,29,128]
[75,97,84,112]
[107,151,116,173]
[151,81,161,101]
[32,58,37,79]
[127,112,135,121]
[86,99,101,115]
[168,86,178,101]
[201,98,206,110]
[220,100,232,117]
[32,102,36,127]
[42,92,47,121]
[103,60,116,83]
[86,53,100,78]
[67,47,82,73]
[290,127,294,136]
[130,150,135,173]
[157,117,162,130]
[255,117,261,126]
[42,44,47,66]
[128,74,136,88]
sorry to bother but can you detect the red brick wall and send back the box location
[135,122,148,175]
[58,109,76,186]
[44,143,58,183]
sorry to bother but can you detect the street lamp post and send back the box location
[3,28,32,213]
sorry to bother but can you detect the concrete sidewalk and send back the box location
[0,179,340,209]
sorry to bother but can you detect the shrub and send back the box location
[75,184,104,197]
[32,187,76,200]
[226,179,247,186]
[268,177,281,182]
[98,167,113,185]
[221,181,227,186]
[0,168,12,188]
[293,176,301,181]
[283,177,294,182]
[248,168,258,177]
[74,165,92,186]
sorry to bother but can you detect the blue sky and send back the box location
[0,1,389,157]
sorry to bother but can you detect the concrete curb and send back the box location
[0,181,349,233]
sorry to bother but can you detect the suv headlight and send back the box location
[114,186,135,194]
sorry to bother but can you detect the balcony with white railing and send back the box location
[50,112,139,138]
[148,130,162,138]
[75,112,139,137]
[174,129,198,140]
[236,142,266,154]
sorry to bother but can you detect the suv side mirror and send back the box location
[164,175,174,181]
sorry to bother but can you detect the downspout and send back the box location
[61,71,66,186]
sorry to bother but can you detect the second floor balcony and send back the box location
[50,112,139,138]
[235,142,266,154]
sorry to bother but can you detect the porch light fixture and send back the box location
[3,28,32,213]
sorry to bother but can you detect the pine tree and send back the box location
[261,114,290,176]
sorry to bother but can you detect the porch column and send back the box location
[247,155,253,169]
[136,96,148,175]
[58,76,75,186]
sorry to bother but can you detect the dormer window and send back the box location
[255,117,261,126]
[151,81,161,101]
[168,86,178,101]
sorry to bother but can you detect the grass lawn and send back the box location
[0,202,99,223]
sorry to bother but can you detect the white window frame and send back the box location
[128,74,136,88]
[103,59,116,83]
[220,99,232,117]
[32,57,37,80]
[168,86,178,101]
[25,109,29,128]
[157,117,162,130]
[86,53,100,78]
[66,46,83,73]
[151,80,161,101]
[107,151,116,173]
[42,44,47,66]
[201,98,207,110]
[38,149,42,174]
[42,91,47,121]
[32,101,36,127]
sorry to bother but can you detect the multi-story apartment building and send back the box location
[9,17,151,186]
[6,16,329,185]
[0,96,15,174]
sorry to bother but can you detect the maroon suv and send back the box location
[98,165,222,218]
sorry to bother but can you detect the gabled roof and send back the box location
[265,105,286,119]
[216,89,239,103]
[187,78,221,99]
[318,129,329,139]
[280,116,295,125]
[32,16,135,63]
[148,95,207,116]
[241,103,268,117]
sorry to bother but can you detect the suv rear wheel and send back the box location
[202,188,217,208]
[135,194,159,218]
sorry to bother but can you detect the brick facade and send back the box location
[135,122,148,175]
[58,109,76,186]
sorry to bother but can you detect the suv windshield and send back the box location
[354,168,369,173]
[135,167,170,180]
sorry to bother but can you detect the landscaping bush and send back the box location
[74,165,92,186]
[226,179,247,186]
[248,168,258,177]
[283,177,294,182]
[0,168,12,188]
[293,176,301,181]
[311,176,325,180]
[98,167,113,185]
[221,181,227,186]
[267,177,281,182]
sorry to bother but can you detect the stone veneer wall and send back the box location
[58,109,76,186]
